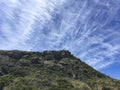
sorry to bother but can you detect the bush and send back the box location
[0,75,14,90]
[50,79,74,90]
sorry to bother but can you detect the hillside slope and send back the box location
[0,50,120,90]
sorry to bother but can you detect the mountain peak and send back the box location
[42,50,71,56]
[0,50,120,90]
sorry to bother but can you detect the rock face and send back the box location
[0,50,120,90]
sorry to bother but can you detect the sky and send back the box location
[0,0,120,80]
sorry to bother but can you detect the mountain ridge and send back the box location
[0,50,120,90]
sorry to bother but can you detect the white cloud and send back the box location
[0,0,66,50]
[0,0,120,70]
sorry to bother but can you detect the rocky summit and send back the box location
[0,50,120,90]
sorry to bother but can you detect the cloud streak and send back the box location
[0,0,120,70]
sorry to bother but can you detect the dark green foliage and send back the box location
[102,87,111,90]
[0,50,120,90]
[50,79,78,90]
[0,75,14,90]
[0,66,8,74]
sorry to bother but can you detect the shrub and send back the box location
[0,75,14,90]
[50,78,74,90]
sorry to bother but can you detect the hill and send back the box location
[0,50,120,90]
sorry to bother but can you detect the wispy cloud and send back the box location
[0,0,120,70]
[0,0,66,50]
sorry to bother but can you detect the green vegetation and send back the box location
[0,50,120,90]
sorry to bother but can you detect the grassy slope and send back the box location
[0,50,120,90]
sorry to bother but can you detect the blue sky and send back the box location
[0,0,120,80]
